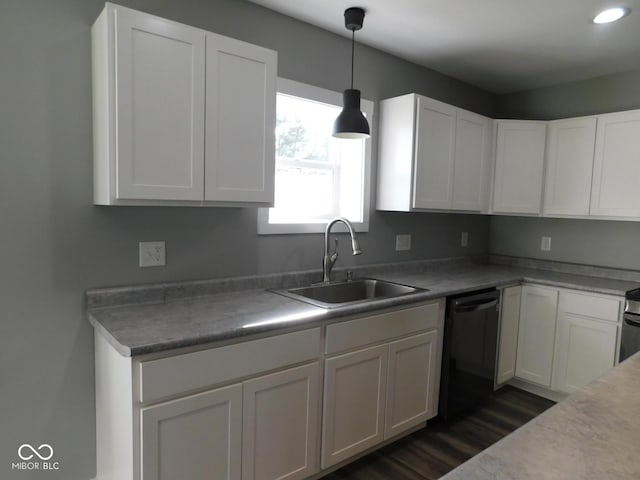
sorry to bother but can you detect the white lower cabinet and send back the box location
[140,384,243,480]
[95,302,445,480]
[496,286,522,385]
[511,285,622,396]
[141,363,321,480]
[321,329,440,470]
[552,291,619,394]
[515,285,559,387]
[242,363,320,480]
[322,344,388,468]
[95,328,322,480]
[385,331,439,437]
[321,301,444,470]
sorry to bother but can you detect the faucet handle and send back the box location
[330,238,339,262]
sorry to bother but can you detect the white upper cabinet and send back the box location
[204,33,276,204]
[452,109,493,211]
[92,4,276,206]
[93,5,206,203]
[492,120,547,215]
[590,110,640,218]
[413,97,457,209]
[377,94,492,213]
[543,117,597,216]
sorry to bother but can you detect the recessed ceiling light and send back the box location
[592,6,631,24]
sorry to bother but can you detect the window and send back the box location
[258,78,373,234]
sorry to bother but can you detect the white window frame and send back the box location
[258,78,373,234]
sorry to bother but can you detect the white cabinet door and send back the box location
[590,110,640,217]
[515,286,558,387]
[322,344,388,469]
[140,384,242,480]
[496,286,522,385]
[543,117,597,216]
[492,121,547,214]
[452,110,493,212]
[113,6,206,201]
[553,313,617,394]
[242,363,320,480]
[385,331,439,439]
[413,97,456,209]
[552,291,620,394]
[205,33,276,204]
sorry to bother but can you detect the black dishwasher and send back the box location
[439,289,500,419]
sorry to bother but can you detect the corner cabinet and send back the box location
[552,291,619,394]
[496,285,522,385]
[512,284,622,396]
[543,117,597,216]
[91,4,276,206]
[515,285,558,386]
[377,94,492,213]
[492,120,547,215]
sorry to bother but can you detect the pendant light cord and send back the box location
[350,28,355,89]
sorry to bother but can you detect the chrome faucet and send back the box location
[323,217,362,283]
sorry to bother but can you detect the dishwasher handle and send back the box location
[624,313,640,327]
[453,298,498,313]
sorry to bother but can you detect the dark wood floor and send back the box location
[321,386,555,480]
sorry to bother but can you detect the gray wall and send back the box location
[498,69,640,120]
[490,69,640,270]
[0,1,494,478]
[490,216,640,271]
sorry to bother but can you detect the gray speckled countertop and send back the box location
[441,351,640,480]
[87,259,640,357]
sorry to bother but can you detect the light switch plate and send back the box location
[461,231,469,247]
[540,236,552,252]
[395,234,411,251]
[139,241,166,267]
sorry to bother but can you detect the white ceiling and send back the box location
[248,0,640,94]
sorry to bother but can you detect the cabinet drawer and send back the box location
[325,301,443,355]
[138,328,321,403]
[559,291,621,323]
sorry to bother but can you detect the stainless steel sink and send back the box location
[272,278,427,308]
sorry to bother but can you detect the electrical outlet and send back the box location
[395,234,411,251]
[139,241,166,267]
[461,231,469,247]
[540,236,552,252]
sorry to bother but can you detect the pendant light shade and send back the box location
[333,89,370,139]
[333,7,370,139]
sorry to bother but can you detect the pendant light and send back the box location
[332,7,370,139]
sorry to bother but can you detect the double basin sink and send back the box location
[273,278,428,309]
